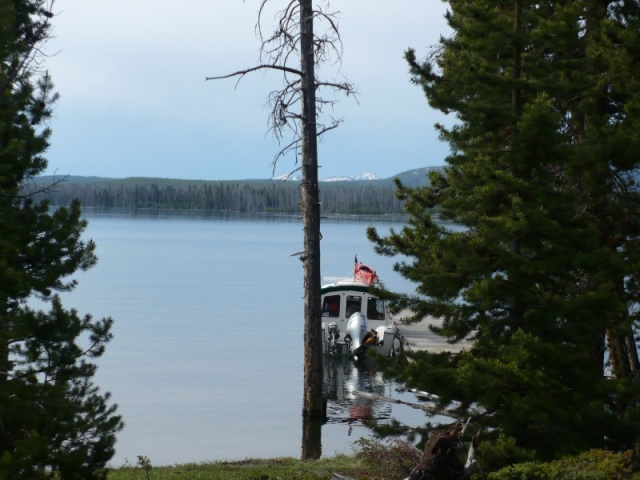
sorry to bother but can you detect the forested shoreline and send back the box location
[26,178,408,215]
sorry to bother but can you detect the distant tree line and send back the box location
[26,179,407,215]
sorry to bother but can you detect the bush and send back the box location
[486,449,639,480]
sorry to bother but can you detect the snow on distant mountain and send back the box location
[323,172,383,182]
[272,172,302,181]
[270,167,441,186]
[271,172,383,182]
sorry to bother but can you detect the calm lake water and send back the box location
[51,210,436,467]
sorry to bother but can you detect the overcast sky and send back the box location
[42,1,452,181]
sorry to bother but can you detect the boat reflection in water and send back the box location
[301,355,391,460]
[302,356,436,460]
[323,356,392,433]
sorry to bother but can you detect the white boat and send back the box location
[321,258,403,358]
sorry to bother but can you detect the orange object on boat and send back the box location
[353,256,378,285]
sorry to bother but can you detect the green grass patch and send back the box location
[107,455,374,480]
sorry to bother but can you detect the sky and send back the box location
[42,1,452,181]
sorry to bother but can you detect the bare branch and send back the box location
[209,0,356,168]
[12,173,69,202]
[317,120,342,137]
[205,64,303,82]
[316,80,356,95]
[271,164,302,181]
[270,131,302,167]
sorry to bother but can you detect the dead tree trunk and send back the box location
[300,0,324,419]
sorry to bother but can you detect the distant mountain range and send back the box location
[35,166,444,188]
[315,166,443,187]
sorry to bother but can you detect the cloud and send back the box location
[44,1,451,180]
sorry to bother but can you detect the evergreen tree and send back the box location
[369,0,640,463]
[0,1,123,478]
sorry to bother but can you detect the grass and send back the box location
[106,454,375,480]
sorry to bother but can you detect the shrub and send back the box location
[355,438,422,480]
[486,449,639,480]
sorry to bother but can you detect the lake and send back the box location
[51,210,436,467]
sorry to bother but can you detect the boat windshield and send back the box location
[346,295,362,317]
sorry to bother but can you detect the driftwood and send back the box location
[462,429,480,478]
[352,389,486,420]
[351,390,463,418]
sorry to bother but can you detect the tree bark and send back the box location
[300,0,324,419]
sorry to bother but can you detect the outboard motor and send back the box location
[327,322,340,342]
[345,312,368,357]
[326,322,341,355]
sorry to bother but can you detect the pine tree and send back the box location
[0,1,123,478]
[369,0,640,463]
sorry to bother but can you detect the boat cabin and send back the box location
[321,283,389,331]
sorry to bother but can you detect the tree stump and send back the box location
[408,422,464,480]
